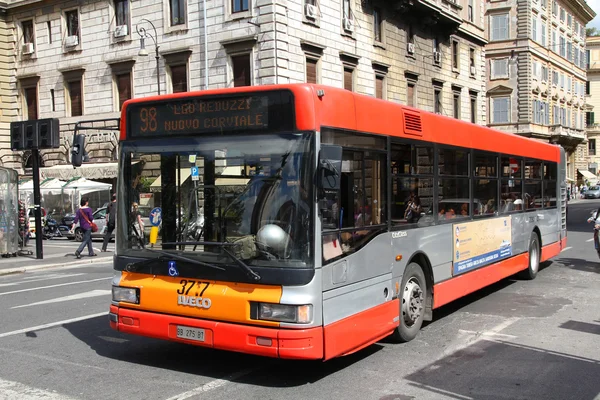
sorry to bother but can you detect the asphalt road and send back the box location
[0,203,598,400]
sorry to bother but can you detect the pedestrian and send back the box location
[130,202,145,248]
[102,193,117,252]
[73,197,96,259]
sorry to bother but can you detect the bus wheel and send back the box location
[391,262,426,343]
[520,233,540,280]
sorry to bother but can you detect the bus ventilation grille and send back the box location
[403,111,423,135]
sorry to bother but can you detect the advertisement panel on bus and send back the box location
[453,217,513,275]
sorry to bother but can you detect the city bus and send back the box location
[107,83,566,360]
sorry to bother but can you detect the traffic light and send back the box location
[71,134,86,167]
[10,122,24,150]
[38,119,60,148]
[10,118,60,150]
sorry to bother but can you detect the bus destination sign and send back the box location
[127,94,275,138]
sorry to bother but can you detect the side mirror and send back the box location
[71,134,87,167]
[318,144,342,194]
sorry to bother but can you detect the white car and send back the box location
[69,207,114,242]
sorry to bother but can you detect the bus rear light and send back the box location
[255,303,313,324]
[112,286,139,304]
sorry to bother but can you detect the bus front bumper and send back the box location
[109,305,324,360]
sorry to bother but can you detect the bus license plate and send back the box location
[176,326,205,342]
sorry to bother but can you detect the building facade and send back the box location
[586,35,600,185]
[485,0,595,183]
[0,9,18,170]
[0,0,488,179]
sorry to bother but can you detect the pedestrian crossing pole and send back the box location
[32,148,43,259]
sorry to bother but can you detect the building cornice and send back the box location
[0,0,42,10]
[568,0,596,23]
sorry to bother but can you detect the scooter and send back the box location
[43,211,70,239]
[587,210,600,259]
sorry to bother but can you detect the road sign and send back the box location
[149,207,162,227]
[191,166,199,181]
[509,157,519,173]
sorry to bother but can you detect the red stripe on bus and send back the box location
[110,305,324,360]
[432,254,528,309]
[561,237,567,251]
[433,241,562,309]
[323,300,399,361]
[541,241,561,262]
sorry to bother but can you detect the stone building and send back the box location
[585,35,600,186]
[484,0,595,183]
[0,9,18,170]
[0,0,488,180]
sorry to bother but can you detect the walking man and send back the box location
[102,193,116,252]
[73,197,96,259]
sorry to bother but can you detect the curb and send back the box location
[0,256,113,276]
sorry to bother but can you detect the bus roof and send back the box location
[121,83,560,162]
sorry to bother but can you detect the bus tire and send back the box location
[391,262,426,343]
[519,233,540,280]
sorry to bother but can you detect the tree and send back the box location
[586,27,599,37]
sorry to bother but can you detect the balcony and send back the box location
[392,0,462,32]
[549,124,586,151]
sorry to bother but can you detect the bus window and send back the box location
[390,142,434,226]
[391,177,433,225]
[500,179,523,213]
[322,148,386,262]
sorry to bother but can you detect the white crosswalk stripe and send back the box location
[0,378,78,400]
[11,290,111,309]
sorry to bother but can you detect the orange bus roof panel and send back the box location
[314,86,357,132]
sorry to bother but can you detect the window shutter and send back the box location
[407,84,414,107]
[344,67,353,91]
[375,75,384,99]
[233,54,251,87]
[306,58,317,84]
[69,80,82,117]
[117,73,131,110]
[25,87,38,120]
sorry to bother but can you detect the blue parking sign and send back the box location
[191,166,199,181]
[149,207,162,227]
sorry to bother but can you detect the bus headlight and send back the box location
[112,286,139,304]
[256,303,312,324]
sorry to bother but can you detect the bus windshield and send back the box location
[118,132,314,268]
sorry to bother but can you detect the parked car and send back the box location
[68,207,115,242]
[584,186,600,199]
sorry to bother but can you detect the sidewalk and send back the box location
[0,239,113,276]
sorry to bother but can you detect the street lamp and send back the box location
[136,19,161,95]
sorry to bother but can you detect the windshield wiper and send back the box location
[162,241,261,281]
[125,248,225,273]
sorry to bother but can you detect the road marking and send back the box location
[0,273,85,288]
[0,378,79,399]
[11,289,111,309]
[0,312,108,339]
[164,368,256,400]
[0,277,111,296]
[458,329,517,339]
[586,238,594,242]
[442,318,519,358]
[561,246,573,252]
[0,346,105,370]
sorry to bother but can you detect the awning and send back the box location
[150,169,192,192]
[40,163,121,180]
[578,170,597,180]
[149,166,249,192]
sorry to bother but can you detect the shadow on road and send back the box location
[404,339,600,400]
[554,257,600,274]
[61,315,383,388]
[559,320,600,336]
